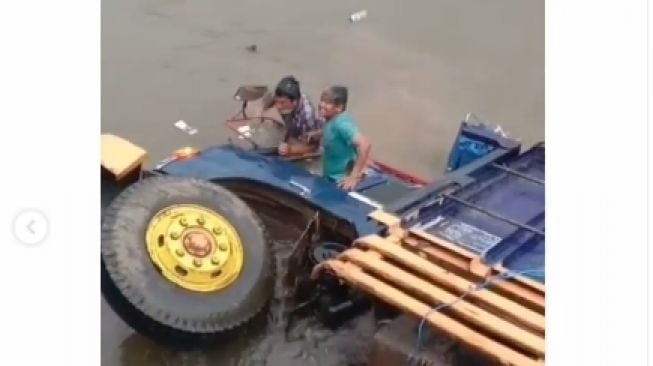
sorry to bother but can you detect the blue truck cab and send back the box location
[157,120,544,282]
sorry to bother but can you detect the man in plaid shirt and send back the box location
[273,76,324,156]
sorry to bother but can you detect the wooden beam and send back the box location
[341,249,545,356]
[354,236,545,335]
[410,228,477,259]
[369,209,401,228]
[494,264,546,293]
[402,235,472,271]
[409,230,545,297]
[323,260,543,366]
[402,235,545,313]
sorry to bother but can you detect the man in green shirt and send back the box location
[312,86,372,191]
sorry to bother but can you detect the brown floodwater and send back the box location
[101,0,543,365]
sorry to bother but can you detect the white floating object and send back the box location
[349,10,368,23]
[174,120,198,135]
[237,125,252,138]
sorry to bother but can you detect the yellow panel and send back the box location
[101,134,147,180]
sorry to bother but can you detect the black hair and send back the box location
[274,75,301,101]
[322,85,348,109]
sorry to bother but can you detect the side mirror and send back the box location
[233,85,269,102]
[233,85,272,119]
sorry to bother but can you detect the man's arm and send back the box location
[279,130,322,156]
[283,128,322,155]
[285,140,319,155]
[338,120,372,190]
[350,135,372,179]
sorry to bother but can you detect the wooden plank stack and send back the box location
[312,209,545,366]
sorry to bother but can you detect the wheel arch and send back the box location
[213,178,361,244]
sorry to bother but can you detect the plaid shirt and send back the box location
[282,94,324,141]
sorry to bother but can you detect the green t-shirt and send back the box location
[322,112,360,182]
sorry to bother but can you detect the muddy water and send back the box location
[102,0,542,365]
[101,209,378,366]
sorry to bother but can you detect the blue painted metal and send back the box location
[445,122,521,173]
[408,144,545,282]
[155,120,544,283]
[157,144,383,236]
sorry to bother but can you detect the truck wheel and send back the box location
[101,176,273,344]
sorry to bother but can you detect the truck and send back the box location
[101,86,545,365]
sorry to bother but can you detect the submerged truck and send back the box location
[101,87,544,365]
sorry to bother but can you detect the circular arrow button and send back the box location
[13,209,49,246]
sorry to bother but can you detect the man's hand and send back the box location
[303,130,322,144]
[278,143,289,156]
[339,175,361,191]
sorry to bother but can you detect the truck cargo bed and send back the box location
[314,143,546,365]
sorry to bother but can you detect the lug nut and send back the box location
[170,232,180,240]
[197,216,205,226]
[211,256,220,265]
[212,227,223,235]
[193,259,202,267]
[175,248,185,257]
[218,243,228,252]
[179,217,188,227]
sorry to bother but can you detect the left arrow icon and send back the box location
[13,209,49,246]
[26,220,35,234]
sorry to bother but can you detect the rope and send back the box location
[407,268,545,365]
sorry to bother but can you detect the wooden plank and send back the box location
[323,260,543,366]
[409,230,545,297]
[355,236,545,335]
[494,264,546,293]
[341,249,545,356]
[402,235,545,313]
[470,257,492,277]
[369,209,401,228]
[403,235,472,271]
[410,228,477,259]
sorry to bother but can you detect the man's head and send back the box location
[319,86,348,120]
[274,76,301,115]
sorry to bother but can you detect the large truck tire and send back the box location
[101,176,273,345]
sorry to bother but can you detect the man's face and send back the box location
[318,95,342,120]
[274,96,297,115]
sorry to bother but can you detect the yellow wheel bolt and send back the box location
[213,227,223,235]
[175,248,185,257]
[179,217,188,227]
[197,216,206,226]
[219,243,228,252]
[193,259,202,267]
[211,256,220,265]
[170,232,180,240]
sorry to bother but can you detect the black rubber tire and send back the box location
[101,176,273,345]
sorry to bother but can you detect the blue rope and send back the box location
[407,268,545,365]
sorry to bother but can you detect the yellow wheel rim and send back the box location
[145,204,244,292]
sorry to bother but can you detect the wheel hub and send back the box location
[183,231,213,258]
[145,204,244,292]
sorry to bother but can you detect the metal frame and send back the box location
[440,193,545,237]
[386,146,520,217]
[490,163,544,185]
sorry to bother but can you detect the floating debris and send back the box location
[237,125,253,138]
[246,44,258,53]
[173,120,198,135]
[349,10,368,23]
